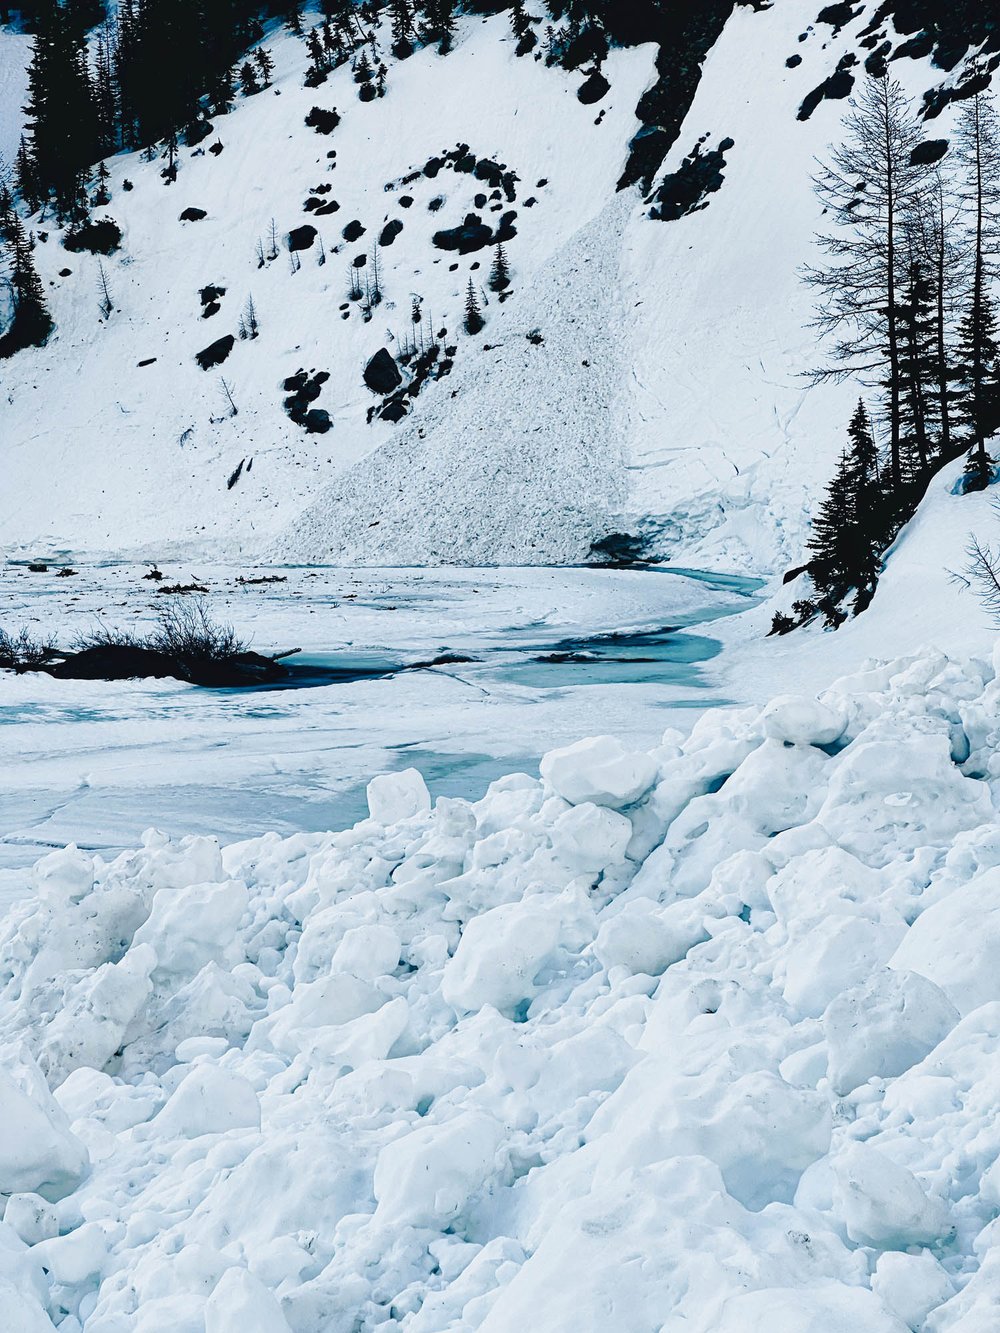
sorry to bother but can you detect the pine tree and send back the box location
[239,60,261,95]
[917,168,964,463]
[953,83,1000,488]
[804,74,930,495]
[488,241,511,293]
[807,399,884,614]
[895,249,938,484]
[0,214,53,357]
[421,0,456,54]
[390,0,414,53]
[464,278,484,334]
[254,47,274,86]
[306,26,329,84]
[22,0,101,219]
[510,0,535,52]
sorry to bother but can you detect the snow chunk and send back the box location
[592,898,708,976]
[153,1066,260,1138]
[366,768,431,824]
[373,1111,503,1227]
[205,1268,291,1333]
[831,1142,951,1250]
[760,694,847,747]
[442,900,562,1015]
[0,1051,88,1201]
[332,924,401,980]
[890,866,1000,1016]
[549,802,632,873]
[823,969,959,1095]
[132,878,249,985]
[2,1195,57,1247]
[715,1285,909,1332]
[540,735,657,809]
[872,1251,954,1330]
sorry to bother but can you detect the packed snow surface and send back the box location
[5,648,1000,1329]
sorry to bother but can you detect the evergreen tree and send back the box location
[807,399,883,614]
[421,0,456,54]
[239,60,260,96]
[390,0,414,53]
[895,249,938,484]
[0,213,53,357]
[917,167,964,463]
[488,241,511,293]
[22,0,100,219]
[953,84,1000,488]
[464,278,484,334]
[510,0,535,52]
[254,47,274,86]
[805,74,930,494]
[306,25,330,84]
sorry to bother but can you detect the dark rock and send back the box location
[423,157,444,178]
[399,195,414,208]
[185,119,213,146]
[910,138,949,167]
[342,219,366,242]
[209,142,224,157]
[786,53,802,67]
[816,2,861,36]
[303,408,332,433]
[195,335,235,370]
[432,213,493,254]
[428,196,445,212]
[473,158,503,188]
[288,224,318,251]
[380,399,408,423]
[364,347,403,395]
[200,284,226,306]
[577,71,610,104]
[179,207,208,222]
[649,135,734,222]
[137,357,157,367]
[58,268,72,276]
[63,219,122,254]
[797,54,856,121]
[379,219,404,246]
[49,645,176,681]
[305,105,341,134]
[315,200,340,215]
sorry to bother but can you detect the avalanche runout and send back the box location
[5,649,1000,1330]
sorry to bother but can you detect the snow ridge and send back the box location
[4,649,1000,1329]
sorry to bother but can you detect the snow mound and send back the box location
[5,651,1000,1328]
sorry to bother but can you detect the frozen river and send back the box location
[0,562,760,901]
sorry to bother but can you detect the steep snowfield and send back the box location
[6,651,1000,1329]
[0,16,656,563]
[1,1,989,575]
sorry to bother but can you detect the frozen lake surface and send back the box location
[0,563,759,899]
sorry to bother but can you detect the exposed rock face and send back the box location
[195,335,235,370]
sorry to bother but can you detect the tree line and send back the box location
[780,73,1000,632]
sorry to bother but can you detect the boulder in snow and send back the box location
[363,348,403,395]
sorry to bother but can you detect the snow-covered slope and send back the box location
[1,1,994,574]
[6,651,1000,1329]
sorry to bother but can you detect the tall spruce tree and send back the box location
[421,0,456,53]
[807,399,883,613]
[805,74,929,496]
[464,278,484,334]
[0,213,53,357]
[22,0,100,218]
[953,83,1000,488]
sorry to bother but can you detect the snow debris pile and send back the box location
[6,649,1000,1330]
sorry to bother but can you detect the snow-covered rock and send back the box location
[0,1052,88,1201]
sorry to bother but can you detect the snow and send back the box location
[3,648,1000,1328]
[0,0,984,576]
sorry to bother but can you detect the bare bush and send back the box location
[0,626,57,669]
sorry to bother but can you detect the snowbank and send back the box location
[4,649,1000,1328]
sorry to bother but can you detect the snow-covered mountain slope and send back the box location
[6,651,1000,1330]
[1,1,995,572]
